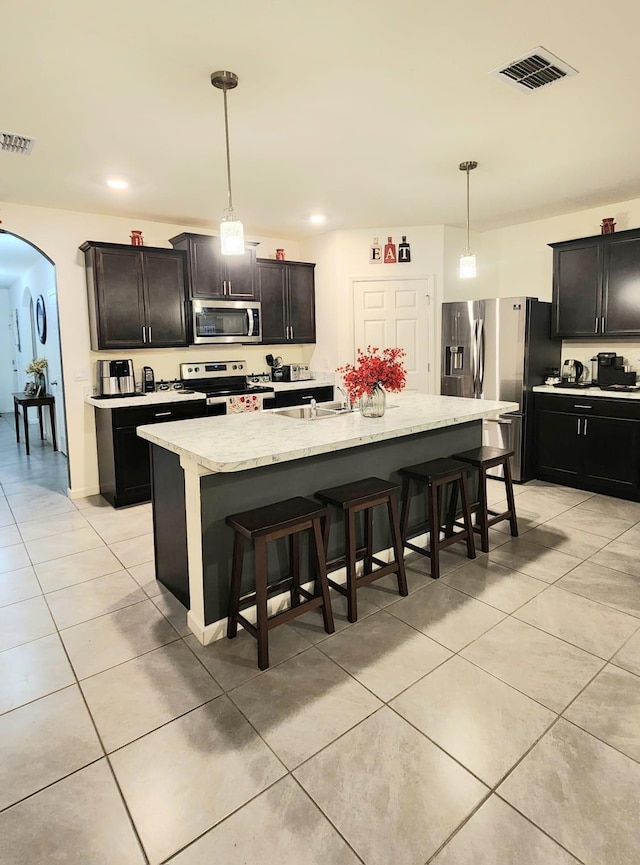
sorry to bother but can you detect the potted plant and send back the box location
[26,357,48,394]
[337,347,407,417]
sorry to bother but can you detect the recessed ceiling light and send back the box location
[309,213,326,224]
[106,178,128,190]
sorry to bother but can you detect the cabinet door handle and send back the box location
[573,404,592,409]
[142,327,147,343]
[584,417,588,435]
[601,316,605,333]
[577,418,581,435]
[285,325,290,339]
[223,280,228,295]
[154,411,172,417]
[290,325,294,340]
[594,317,598,333]
[148,326,152,342]
[228,279,232,293]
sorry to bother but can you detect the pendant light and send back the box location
[459,160,478,279]
[211,70,245,255]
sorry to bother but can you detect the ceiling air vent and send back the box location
[0,132,36,155]
[490,47,578,93]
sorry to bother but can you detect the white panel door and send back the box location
[353,278,433,392]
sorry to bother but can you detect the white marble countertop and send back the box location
[86,391,206,409]
[533,385,640,401]
[137,392,518,474]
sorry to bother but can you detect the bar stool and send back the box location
[451,446,518,553]
[315,477,408,623]
[399,458,476,580]
[226,496,335,670]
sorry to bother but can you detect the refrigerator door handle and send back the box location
[477,318,485,395]
[471,319,478,395]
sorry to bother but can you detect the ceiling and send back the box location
[1,0,639,240]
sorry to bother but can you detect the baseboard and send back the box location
[67,485,101,500]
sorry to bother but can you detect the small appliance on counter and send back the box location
[246,372,271,385]
[561,359,584,384]
[266,354,284,382]
[597,352,638,389]
[281,363,311,382]
[97,359,137,397]
[142,366,155,393]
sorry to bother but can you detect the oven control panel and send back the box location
[180,360,247,380]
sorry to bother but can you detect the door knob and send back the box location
[50,380,58,386]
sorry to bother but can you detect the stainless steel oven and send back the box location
[192,299,261,345]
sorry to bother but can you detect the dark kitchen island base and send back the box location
[150,420,483,644]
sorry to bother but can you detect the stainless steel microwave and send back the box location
[192,299,261,344]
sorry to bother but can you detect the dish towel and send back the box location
[227,394,263,413]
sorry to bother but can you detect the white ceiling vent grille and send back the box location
[490,47,578,93]
[0,132,36,155]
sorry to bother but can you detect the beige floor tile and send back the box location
[25,525,104,564]
[431,795,580,864]
[388,581,505,651]
[110,533,154,568]
[514,586,640,659]
[405,543,479,578]
[442,558,547,613]
[85,506,153,544]
[287,587,378,644]
[61,598,181,679]
[0,524,21,548]
[612,629,640,677]
[0,542,30,575]
[46,569,145,629]
[0,595,55,652]
[128,560,166,598]
[81,641,221,751]
[18,509,89,541]
[73,493,113,511]
[185,624,312,691]
[10,497,77,524]
[0,565,42,607]
[499,719,640,865]
[461,617,604,712]
[589,538,640,578]
[558,559,640,617]
[166,776,360,865]
[525,524,609,559]
[391,656,555,785]
[0,685,102,811]
[0,760,146,865]
[151,590,190,636]
[555,509,635,540]
[564,665,640,763]
[489,537,582,583]
[110,697,285,864]
[35,545,124,592]
[616,522,640,546]
[230,647,381,769]
[320,609,451,701]
[295,707,487,865]
[577,493,640,522]
[0,633,75,714]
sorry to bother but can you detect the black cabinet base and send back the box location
[535,469,640,502]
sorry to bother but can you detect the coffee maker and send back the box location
[97,359,136,396]
[597,352,637,387]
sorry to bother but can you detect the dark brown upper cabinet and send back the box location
[81,242,189,350]
[550,228,640,338]
[257,259,316,344]
[169,232,258,299]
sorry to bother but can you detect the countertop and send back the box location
[86,391,206,409]
[137,392,518,474]
[533,385,640,401]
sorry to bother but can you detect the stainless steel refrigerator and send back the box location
[441,297,561,481]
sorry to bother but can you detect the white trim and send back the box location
[67,485,100,499]
[180,454,212,637]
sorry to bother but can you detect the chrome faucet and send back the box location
[309,398,317,420]
[337,386,351,411]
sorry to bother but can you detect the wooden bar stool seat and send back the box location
[315,477,408,624]
[399,457,476,580]
[451,446,518,553]
[226,496,334,670]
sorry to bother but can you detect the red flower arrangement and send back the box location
[337,346,407,403]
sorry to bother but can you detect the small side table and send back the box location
[12,392,58,456]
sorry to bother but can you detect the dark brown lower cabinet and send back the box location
[95,400,206,507]
[534,394,640,500]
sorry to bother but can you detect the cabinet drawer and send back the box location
[113,400,206,428]
[534,393,640,421]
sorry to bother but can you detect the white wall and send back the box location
[0,201,303,498]
[301,225,445,389]
[0,290,15,413]
[481,192,640,374]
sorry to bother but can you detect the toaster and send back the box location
[281,364,312,382]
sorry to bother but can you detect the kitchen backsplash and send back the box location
[561,340,640,379]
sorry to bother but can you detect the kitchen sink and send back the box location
[272,401,352,420]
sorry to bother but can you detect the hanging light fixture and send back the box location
[459,160,478,279]
[211,70,245,255]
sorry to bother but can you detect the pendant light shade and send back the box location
[211,70,245,255]
[459,160,478,279]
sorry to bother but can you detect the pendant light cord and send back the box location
[222,86,234,212]
[465,167,470,253]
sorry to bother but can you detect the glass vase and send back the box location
[359,384,386,418]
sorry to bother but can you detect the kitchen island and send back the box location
[138,392,518,645]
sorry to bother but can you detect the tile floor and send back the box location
[1,413,640,864]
